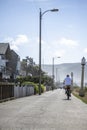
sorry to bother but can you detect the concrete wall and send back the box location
[14,85,34,98]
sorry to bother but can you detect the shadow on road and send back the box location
[62,98,71,100]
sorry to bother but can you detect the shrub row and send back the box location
[22,81,46,94]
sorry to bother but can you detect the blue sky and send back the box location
[0,0,87,64]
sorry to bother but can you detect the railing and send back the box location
[0,82,14,101]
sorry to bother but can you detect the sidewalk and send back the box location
[0,89,87,130]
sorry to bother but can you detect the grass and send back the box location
[72,86,87,104]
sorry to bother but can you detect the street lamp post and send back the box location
[52,57,55,90]
[39,8,59,95]
[79,57,86,97]
[71,72,73,87]
[52,57,60,90]
[56,68,58,82]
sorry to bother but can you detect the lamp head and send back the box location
[57,56,61,58]
[81,57,86,65]
[51,9,59,12]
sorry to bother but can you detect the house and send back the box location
[0,43,20,80]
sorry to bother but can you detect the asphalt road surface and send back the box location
[0,89,87,130]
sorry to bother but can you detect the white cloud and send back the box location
[10,44,19,51]
[84,48,87,53]
[41,40,46,45]
[37,37,46,45]
[3,34,30,51]
[59,37,79,47]
[54,49,66,57]
[13,35,29,45]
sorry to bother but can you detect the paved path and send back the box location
[0,89,87,130]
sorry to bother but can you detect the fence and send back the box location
[14,85,34,98]
[0,83,34,102]
[0,83,14,101]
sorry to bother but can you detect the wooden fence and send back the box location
[0,83,14,101]
[0,83,34,102]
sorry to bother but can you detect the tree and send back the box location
[21,59,27,76]
[21,57,39,76]
[20,57,53,86]
[26,56,35,66]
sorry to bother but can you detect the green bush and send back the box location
[15,74,53,86]
[85,87,87,92]
[37,84,46,93]
[34,84,39,95]
[22,81,39,95]
[19,81,46,94]
[41,84,46,93]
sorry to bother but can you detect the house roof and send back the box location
[0,43,10,54]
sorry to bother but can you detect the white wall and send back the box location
[14,85,34,98]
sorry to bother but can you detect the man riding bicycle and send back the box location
[64,74,72,97]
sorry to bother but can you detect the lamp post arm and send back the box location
[41,10,51,17]
[41,8,59,17]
